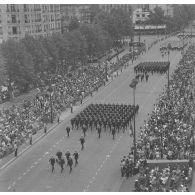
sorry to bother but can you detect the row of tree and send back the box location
[0,7,132,94]
[142,5,195,32]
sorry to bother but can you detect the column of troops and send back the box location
[71,103,139,132]
[134,62,170,75]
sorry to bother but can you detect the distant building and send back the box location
[98,4,132,13]
[60,4,91,33]
[133,8,150,24]
[0,4,61,42]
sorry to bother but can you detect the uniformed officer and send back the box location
[49,156,55,173]
[59,157,65,173]
[112,128,116,140]
[97,124,101,139]
[82,124,87,137]
[56,150,62,161]
[66,126,71,137]
[65,150,71,166]
[80,136,85,150]
[68,156,73,173]
[73,151,79,166]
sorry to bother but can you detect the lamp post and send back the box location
[130,78,139,164]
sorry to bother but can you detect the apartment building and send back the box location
[0,4,61,42]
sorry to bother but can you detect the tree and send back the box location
[1,39,35,93]
[148,6,165,25]
[68,17,80,31]
[22,35,48,73]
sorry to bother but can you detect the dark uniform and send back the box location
[73,151,79,166]
[68,156,73,173]
[97,125,101,139]
[59,158,65,173]
[112,128,116,140]
[56,150,62,161]
[66,126,71,137]
[65,151,71,166]
[82,125,87,137]
[49,156,55,173]
[80,136,85,150]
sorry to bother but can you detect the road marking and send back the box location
[45,152,49,155]
[30,165,34,169]
[23,172,26,176]
[12,182,16,186]
[34,161,38,165]
[38,158,42,161]
[27,169,30,172]
[17,177,21,180]
[8,185,11,190]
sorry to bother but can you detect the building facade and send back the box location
[0,4,61,42]
[60,4,91,33]
[132,8,150,24]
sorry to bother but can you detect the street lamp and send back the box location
[129,78,139,164]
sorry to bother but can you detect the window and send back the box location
[11,15,16,23]
[24,15,28,23]
[10,4,16,12]
[142,14,145,17]
[12,26,17,34]
[136,14,140,18]
[0,27,3,35]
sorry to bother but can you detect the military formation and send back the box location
[134,61,170,75]
[49,150,79,174]
[70,103,139,134]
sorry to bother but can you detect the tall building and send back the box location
[98,4,132,13]
[0,4,61,42]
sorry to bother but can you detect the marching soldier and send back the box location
[56,150,62,161]
[49,156,55,173]
[66,126,71,137]
[59,157,65,173]
[82,124,87,137]
[68,156,73,173]
[73,151,79,166]
[112,128,116,140]
[97,124,101,139]
[80,136,85,150]
[65,150,71,166]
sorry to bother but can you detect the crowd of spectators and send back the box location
[0,46,138,159]
[136,44,195,161]
[135,162,193,192]
[128,44,195,191]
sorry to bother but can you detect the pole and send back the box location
[50,93,53,123]
[133,87,136,164]
[182,28,185,58]
[105,61,108,82]
[132,36,134,63]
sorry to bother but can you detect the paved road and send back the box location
[0,35,184,192]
